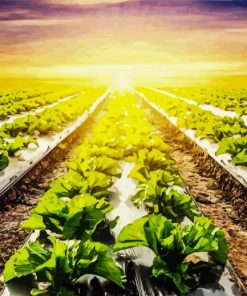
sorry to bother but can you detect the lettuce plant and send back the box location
[130,168,200,221]
[4,237,123,295]
[67,155,122,178]
[47,170,112,200]
[114,215,227,294]
[216,136,247,165]
[22,193,113,240]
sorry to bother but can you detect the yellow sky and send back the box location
[0,0,246,81]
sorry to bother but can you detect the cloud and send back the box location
[0,0,247,78]
[46,0,134,4]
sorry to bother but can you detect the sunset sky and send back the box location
[0,0,247,83]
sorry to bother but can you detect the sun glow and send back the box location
[111,73,134,92]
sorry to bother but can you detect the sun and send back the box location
[111,72,134,92]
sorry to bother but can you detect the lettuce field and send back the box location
[0,83,246,296]
[1,0,247,294]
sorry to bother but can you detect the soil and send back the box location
[0,100,107,291]
[144,103,247,292]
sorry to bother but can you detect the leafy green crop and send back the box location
[0,88,106,171]
[67,155,122,178]
[0,89,104,137]
[133,186,200,221]
[216,136,247,165]
[0,89,55,119]
[4,237,123,295]
[124,134,170,158]
[1,90,229,296]
[0,136,38,171]
[129,148,174,173]
[139,87,247,166]
[0,150,9,170]
[164,87,247,115]
[129,168,200,221]
[74,142,124,160]
[114,214,227,294]
[47,170,112,200]
[22,193,113,240]
[130,167,183,187]
[5,136,38,156]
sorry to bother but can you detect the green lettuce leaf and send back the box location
[4,238,123,291]
[113,216,149,252]
[23,193,113,240]
[114,214,227,293]
[0,150,9,171]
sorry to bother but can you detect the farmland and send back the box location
[0,83,246,296]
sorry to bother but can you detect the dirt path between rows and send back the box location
[144,103,247,291]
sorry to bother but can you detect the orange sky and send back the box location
[0,0,246,81]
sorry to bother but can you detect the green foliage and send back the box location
[0,88,106,171]
[130,168,200,221]
[3,237,123,294]
[22,193,113,240]
[2,89,230,296]
[114,215,227,294]
[129,149,174,178]
[0,89,104,137]
[0,89,72,120]
[0,136,38,171]
[6,136,38,156]
[165,87,247,115]
[47,170,112,200]
[216,136,247,165]
[67,155,122,178]
[0,150,9,171]
[139,87,247,166]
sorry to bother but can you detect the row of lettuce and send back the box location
[2,92,228,295]
[0,88,106,172]
[0,86,85,119]
[0,90,67,120]
[138,88,247,166]
[162,87,247,115]
[0,89,51,105]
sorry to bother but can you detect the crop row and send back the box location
[0,84,88,119]
[162,87,247,115]
[0,89,51,105]
[0,90,75,120]
[1,91,228,295]
[138,88,247,166]
[0,88,106,171]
